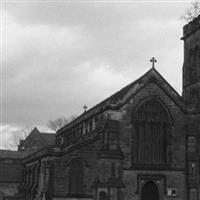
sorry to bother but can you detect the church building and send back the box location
[0,14,200,200]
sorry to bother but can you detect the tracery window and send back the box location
[134,98,171,165]
[69,159,84,195]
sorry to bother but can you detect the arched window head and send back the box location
[69,159,84,195]
[134,98,172,165]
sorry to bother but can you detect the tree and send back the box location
[181,1,200,22]
[6,126,33,150]
[47,116,77,132]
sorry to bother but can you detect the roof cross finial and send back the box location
[83,105,88,112]
[150,57,157,68]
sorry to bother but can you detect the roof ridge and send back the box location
[57,68,183,135]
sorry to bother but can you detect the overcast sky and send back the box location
[1,1,192,148]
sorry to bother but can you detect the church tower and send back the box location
[182,15,200,113]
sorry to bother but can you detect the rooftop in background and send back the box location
[18,127,55,152]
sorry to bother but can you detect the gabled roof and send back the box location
[19,127,55,150]
[57,68,185,135]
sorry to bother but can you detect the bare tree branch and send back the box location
[6,126,33,150]
[47,116,77,132]
[181,1,200,22]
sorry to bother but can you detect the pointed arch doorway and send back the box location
[141,181,159,200]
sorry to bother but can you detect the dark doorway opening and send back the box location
[99,191,108,200]
[141,181,159,200]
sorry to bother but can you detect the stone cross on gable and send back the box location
[83,105,88,112]
[150,57,157,68]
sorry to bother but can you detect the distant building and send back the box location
[18,127,55,152]
[0,128,55,200]
[0,15,199,200]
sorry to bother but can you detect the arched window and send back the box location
[69,159,84,195]
[134,98,171,165]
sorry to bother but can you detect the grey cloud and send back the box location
[5,2,190,27]
[2,2,188,128]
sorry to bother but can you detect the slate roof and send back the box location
[57,68,185,135]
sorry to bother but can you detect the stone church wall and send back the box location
[183,28,200,86]
[183,15,200,113]
[96,82,188,200]
[0,183,20,199]
[122,170,186,200]
[53,139,101,197]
